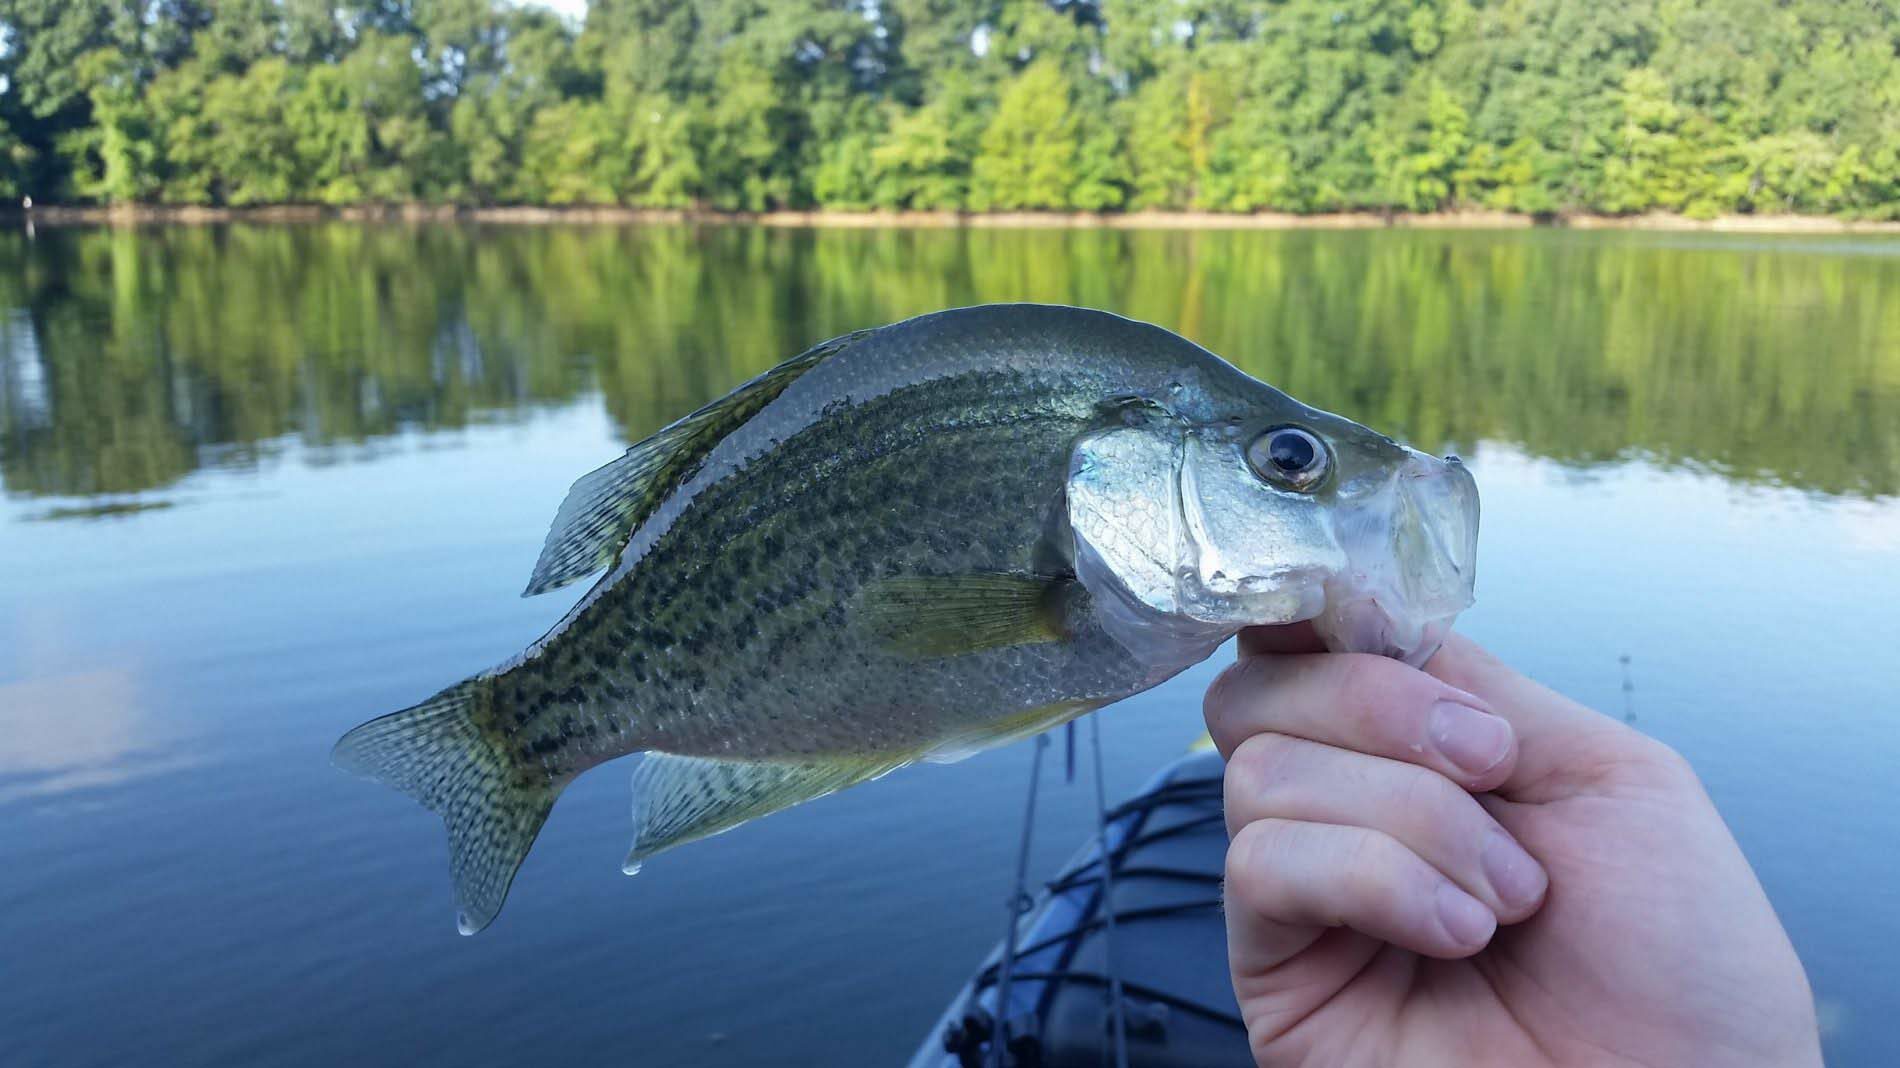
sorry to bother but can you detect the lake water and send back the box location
[2,224,1896,1066]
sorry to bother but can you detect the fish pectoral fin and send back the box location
[624,751,907,869]
[522,328,875,597]
[860,571,1079,658]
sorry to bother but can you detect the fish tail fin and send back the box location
[332,678,558,935]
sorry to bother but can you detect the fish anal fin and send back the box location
[523,328,875,596]
[923,698,1105,764]
[861,572,1079,658]
[625,752,906,868]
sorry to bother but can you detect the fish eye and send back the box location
[1246,426,1330,492]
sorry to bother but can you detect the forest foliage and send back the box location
[7,224,1898,501]
[3,0,1899,217]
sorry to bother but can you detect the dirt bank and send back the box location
[15,202,1900,234]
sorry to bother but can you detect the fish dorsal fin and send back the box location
[859,572,1080,658]
[624,751,906,869]
[522,329,875,596]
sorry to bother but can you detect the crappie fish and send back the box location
[334,304,1479,934]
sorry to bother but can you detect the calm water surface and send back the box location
[2,225,1897,1066]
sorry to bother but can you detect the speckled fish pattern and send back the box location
[334,304,1301,933]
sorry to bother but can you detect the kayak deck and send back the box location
[908,749,1253,1067]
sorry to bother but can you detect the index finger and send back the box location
[1203,638,1517,793]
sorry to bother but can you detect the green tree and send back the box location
[700,62,799,210]
[3,0,1900,218]
[809,98,884,209]
[290,32,447,202]
[192,0,286,73]
[56,49,163,202]
[519,100,627,204]
[207,59,304,204]
[0,116,32,197]
[447,7,581,203]
[1598,68,1719,215]
[621,97,703,207]
[1125,69,1196,209]
[970,60,1080,211]
[870,70,988,210]
[1070,117,1129,212]
[1420,81,1471,208]
[0,0,143,125]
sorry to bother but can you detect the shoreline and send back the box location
[14,203,1900,234]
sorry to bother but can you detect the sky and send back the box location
[526,0,587,20]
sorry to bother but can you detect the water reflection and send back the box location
[0,664,176,804]
[1,224,1895,504]
[3,226,1897,1067]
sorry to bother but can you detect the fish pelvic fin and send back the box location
[332,679,560,935]
[624,752,906,871]
[860,571,1080,659]
[522,328,877,597]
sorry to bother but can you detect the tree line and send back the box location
[2,0,1898,218]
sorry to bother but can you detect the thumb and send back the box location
[1422,633,1655,798]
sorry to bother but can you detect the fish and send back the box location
[333,303,1479,934]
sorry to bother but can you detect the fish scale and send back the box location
[596,378,1103,759]
[333,303,1480,934]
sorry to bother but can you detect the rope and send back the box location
[970,900,1227,984]
[972,744,1231,1064]
[1090,715,1130,1068]
[988,732,1048,1068]
[975,970,1247,1029]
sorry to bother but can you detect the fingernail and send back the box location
[1429,700,1511,776]
[1481,829,1547,912]
[1435,882,1496,949]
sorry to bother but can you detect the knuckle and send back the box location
[1246,1021,1281,1065]
[1629,734,1700,788]
[1223,733,1304,818]
[1227,732,1298,787]
[1575,725,1703,793]
[1640,735,1695,774]
[1224,818,1281,895]
[1395,762,1465,821]
[1336,828,1403,909]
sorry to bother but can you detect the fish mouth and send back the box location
[1312,450,1479,666]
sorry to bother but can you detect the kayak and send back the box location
[907,748,1253,1067]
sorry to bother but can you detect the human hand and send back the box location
[1203,627,1820,1067]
